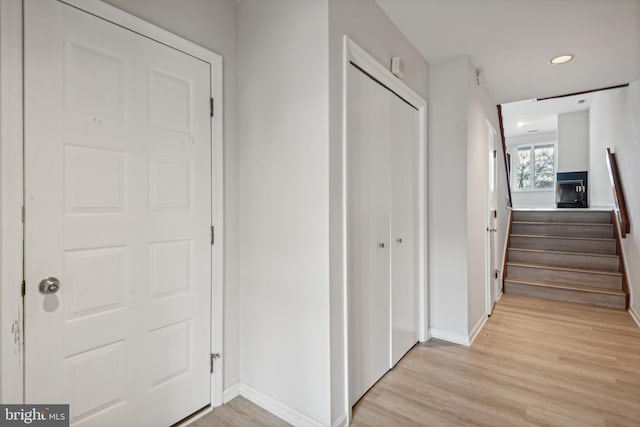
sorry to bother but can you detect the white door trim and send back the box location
[0,0,25,404]
[342,35,428,419]
[0,0,225,407]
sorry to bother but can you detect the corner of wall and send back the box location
[331,413,349,427]
[427,56,471,341]
[237,1,331,424]
[223,383,242,404]
[227,383,327,427]
[465,54,501,337]
[468,314,489,345]
[629,305,640,329]
[429,328,471,347]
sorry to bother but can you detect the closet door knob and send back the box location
[378,242,385,249]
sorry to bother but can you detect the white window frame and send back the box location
[510,141,557,192]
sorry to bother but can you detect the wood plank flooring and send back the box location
[190,396,290,427]
[193,294,640,426]
[352,294,640,427]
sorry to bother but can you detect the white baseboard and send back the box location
[223,383,242,404]
[429,328,470,346]
[237,383,325,427]
[331,413,348,427]
[469,315,489,345]
[629,306,640,329]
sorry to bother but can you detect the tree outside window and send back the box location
[512,143,555,190]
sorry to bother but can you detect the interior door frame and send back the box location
[342,36,428,419]
[0,0,225,407]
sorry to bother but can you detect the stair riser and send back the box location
[507,265,622,289]
[512,211,612,224]
[511,223,613,238]
[509,236,617,254]
[508,250,620,272]
[504,281,626,309]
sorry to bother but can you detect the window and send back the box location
[512,143,555,190]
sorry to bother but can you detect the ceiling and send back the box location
[501,93,593,138]
[375,0,640,104]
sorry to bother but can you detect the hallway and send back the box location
[196,294,640,426]
[351,294,640,426]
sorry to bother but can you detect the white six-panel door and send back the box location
[24,2,212,425]
[348,63,419,405]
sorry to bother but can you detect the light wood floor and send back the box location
[190,396,290,427]
[352,294,640,426]
[193,294,640,426]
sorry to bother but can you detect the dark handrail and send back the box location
[606,148,630,237]
[497,105,512,207]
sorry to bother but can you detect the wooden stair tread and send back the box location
[514,209,611,212]
[506,209,627,309]
[508,247,619,259]
[507,262,622,276]
[512,221,611,225]
[510,234,616,242]
[504,278,626,295]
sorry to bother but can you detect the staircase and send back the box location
[504,210,628,309]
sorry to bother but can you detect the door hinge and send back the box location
[21,206,25,223]
[210,353,220,373]
[210,98,214,117]
[493,149,497,158]
[211,226,215,245]
[493,210,497,218]
[21,280,25,297]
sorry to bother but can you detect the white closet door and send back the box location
[24,2,212,426]
[347,65,391,405]
[390,95,419,366]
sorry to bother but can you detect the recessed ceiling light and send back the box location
[549,54,574,65]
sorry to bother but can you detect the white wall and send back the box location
[429,55,504,344]
[510,191,555,209]
[589,92,617,208]
[428,57,470,342]
[558,110,589,172]
[589,81,640,319]
[507,132,557,209]
[103,0,242,389]
[328,1,429,423]
[466,60,501,336]
[237,1,331,425]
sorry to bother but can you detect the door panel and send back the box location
[24,2,212,425]
[390,95,419,366]
[347,65,391,405]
